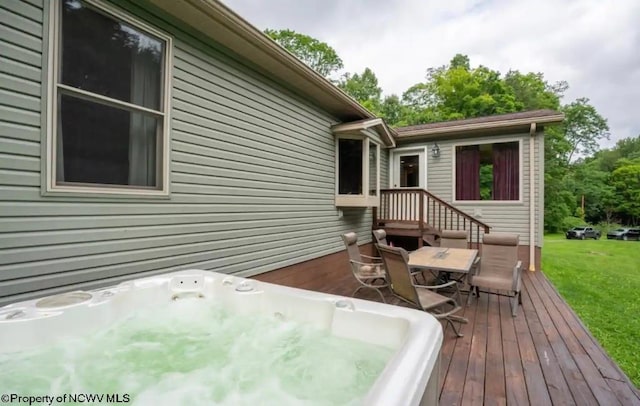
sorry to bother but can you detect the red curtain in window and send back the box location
[456,146,480,200]
[493,142,519,200]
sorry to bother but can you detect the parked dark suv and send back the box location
[566,226,601,240]
[624,229,640,241]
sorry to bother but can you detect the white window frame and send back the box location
[451,138,524,205]
[44,0,172,197]
[335,135,380,207]
[389,146,428,189]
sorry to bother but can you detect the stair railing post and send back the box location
[418,191,424,248]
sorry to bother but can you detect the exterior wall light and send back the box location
[431,143,440,158]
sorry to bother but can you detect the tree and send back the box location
[504,70,565,111]
[264,29,343,77]
[378,95,405,126]
[450,53,470,70]
[614,136,640,160]
[338,68,382,107]
[426,62,520,119]
[569,161,614,223]
[562,98,610,163]
[610,162,640,225]
[593,136,640,171]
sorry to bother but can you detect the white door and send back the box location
[387,149,427,222]
[391,149,426,189]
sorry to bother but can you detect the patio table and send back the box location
[408,246,479,281]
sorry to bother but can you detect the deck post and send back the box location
[372,206,378,230]
[418,191,424,248]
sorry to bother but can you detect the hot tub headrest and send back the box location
[483,233,519,246]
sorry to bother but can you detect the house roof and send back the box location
[148,0,390,128]
[331,118,396,147]
[394,109,565,140]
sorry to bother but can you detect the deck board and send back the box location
[498,295,529,405]
[461,292,488,406]
[440,294,477,405]
[520,283,574,405]
[483,293,506,406]
[512,290,551,406]
[253,258,640,405]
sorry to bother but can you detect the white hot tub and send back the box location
[0,270,442,405]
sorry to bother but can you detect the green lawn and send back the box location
[542,234,640,387]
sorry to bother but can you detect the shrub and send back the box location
[596,222,624,234]
[561,216,585,230]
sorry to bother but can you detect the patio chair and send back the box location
[438,230,475,284]
[376,244,467,337]
[341,232,389,303]
[372,229,388,246]
[467,233,522,317]
[439,230,469,249]
[373,229,434,284]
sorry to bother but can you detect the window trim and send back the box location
[388,146,428,189]
[451,137,524,205]
[43,0,173,197]
[368,139,380,197]
[334,134,381,207]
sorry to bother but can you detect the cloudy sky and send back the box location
[222,0,640,146]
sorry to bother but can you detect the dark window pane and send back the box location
[61,0,163,110]
[338,139,363,195]
[492,141,519,200]
[57,94,159,187]
[455,145,480,200]
[400,155,419,187]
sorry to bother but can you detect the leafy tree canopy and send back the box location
[561,98,610,163]
[338,68,382,106]
[265,29,343,77]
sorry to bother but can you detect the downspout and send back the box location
[529,123,537,272]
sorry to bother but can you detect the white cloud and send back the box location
[223,0,640,145]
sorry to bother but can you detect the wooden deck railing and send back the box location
[374,188,491,247]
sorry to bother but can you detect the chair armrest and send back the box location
[361,254,382,262]
[414,280,457,290]
[349,259,381,267]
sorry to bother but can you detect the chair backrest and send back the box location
[372,229,388,246]
[440,229,469,249]
[341,232,362,263]
[376,244,421,307]
[480,233,519,278]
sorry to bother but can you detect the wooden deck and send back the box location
[255,250,640,405]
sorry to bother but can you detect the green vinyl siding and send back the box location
[398,132,544,247]
[0,0,373,305]
[380,147,390,190]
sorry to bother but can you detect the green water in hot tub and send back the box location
[0,300,393,405]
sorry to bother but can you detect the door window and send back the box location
[400,155,420,187]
